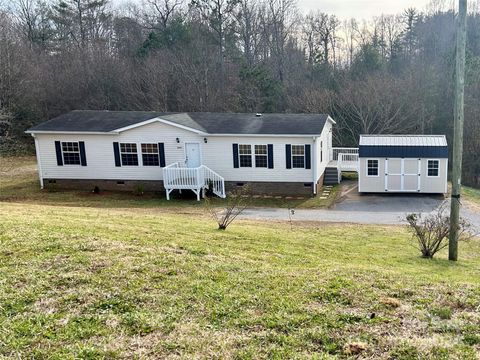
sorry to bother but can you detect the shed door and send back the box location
[385,158,420,192]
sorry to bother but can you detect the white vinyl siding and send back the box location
[358,157,448,193]
[34,121,323,183]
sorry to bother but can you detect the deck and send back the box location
[163,162,226,200]
[329,147,359,172]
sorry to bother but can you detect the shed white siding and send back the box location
[34,121,331,185]
[358,157,448,193]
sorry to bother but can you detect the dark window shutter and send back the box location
[158,142,165,167]
[267,144,274,169]
[233,144,239,168]
[79,141,87,166]
[113,142,121,167]
[55,141,63,166]
[286,144,292,169]
[305,144,311,169]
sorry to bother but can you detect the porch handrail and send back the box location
[163,162,203,189]
[201,166,226,198]
[163,162,225,200]
[337,152,359,172]
[330,147,359,161]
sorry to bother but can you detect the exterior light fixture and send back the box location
[204,137,208,143]
[176,137,180,143]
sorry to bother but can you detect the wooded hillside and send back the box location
[0,0,479,187]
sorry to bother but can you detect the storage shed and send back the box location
[358,135,448,194]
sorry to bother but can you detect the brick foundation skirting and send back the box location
[44,178,318,196]
[225,181,315,196]
[44,179,165,192]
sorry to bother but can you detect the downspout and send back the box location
[312,136,318,195]
[32,134,44,189]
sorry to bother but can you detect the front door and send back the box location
[185,142,201,168]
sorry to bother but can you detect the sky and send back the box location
[297,0,434,20]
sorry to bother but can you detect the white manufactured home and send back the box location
[358,135,448,194]
[26,111,349,199]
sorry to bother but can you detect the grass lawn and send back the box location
[1,202,480,359]
[0,156,338,209]
[1,156,480,358]
[464,186,480,206]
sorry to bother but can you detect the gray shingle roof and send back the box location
[27,110,331,135]
[27,110,168,133]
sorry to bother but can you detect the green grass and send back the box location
[1,156,480,358]
[463,186,480,205]
[1,203,480,358]
[0,156,338,209]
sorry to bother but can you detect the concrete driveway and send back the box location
[239,184,480,230]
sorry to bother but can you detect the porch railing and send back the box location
[163,162,226,200]
[330,147,359,161]
[337,153,359,172]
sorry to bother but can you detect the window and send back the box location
[428,160,439,177]
[367,159,379,176]
[61,142,81,165]
[239,144,252,167]
[292,145,305,168]
[320,141,323,163]
[255,145,268,168]
[120,143,138,166]
[141,143,159,166]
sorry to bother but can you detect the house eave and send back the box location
[25,130,119,135]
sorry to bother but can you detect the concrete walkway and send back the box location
[239,186,480,230]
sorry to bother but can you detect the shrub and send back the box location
[133,185,145,196]
[205,185,251,230]
[406,204,471,258]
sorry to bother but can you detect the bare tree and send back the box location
[143,0,183,30]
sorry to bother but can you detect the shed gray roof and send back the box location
[27,110,331,136]
[359,135,447,147]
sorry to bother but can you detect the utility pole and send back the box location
[449,0,467,261]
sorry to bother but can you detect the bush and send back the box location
[406,204,471,258]
[133,185,145,196]
[205,185,251,230]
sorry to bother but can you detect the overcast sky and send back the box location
[297,0,433,20]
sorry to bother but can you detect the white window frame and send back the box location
[238,144,253,168]
[254,144,268,168]
[237,144,270,168]
[141,143,160,166]
[291,144,306,169]
[61,141,81,166]
[366,158,379,177]
[120,143,139,166]
[427,159,440,178]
